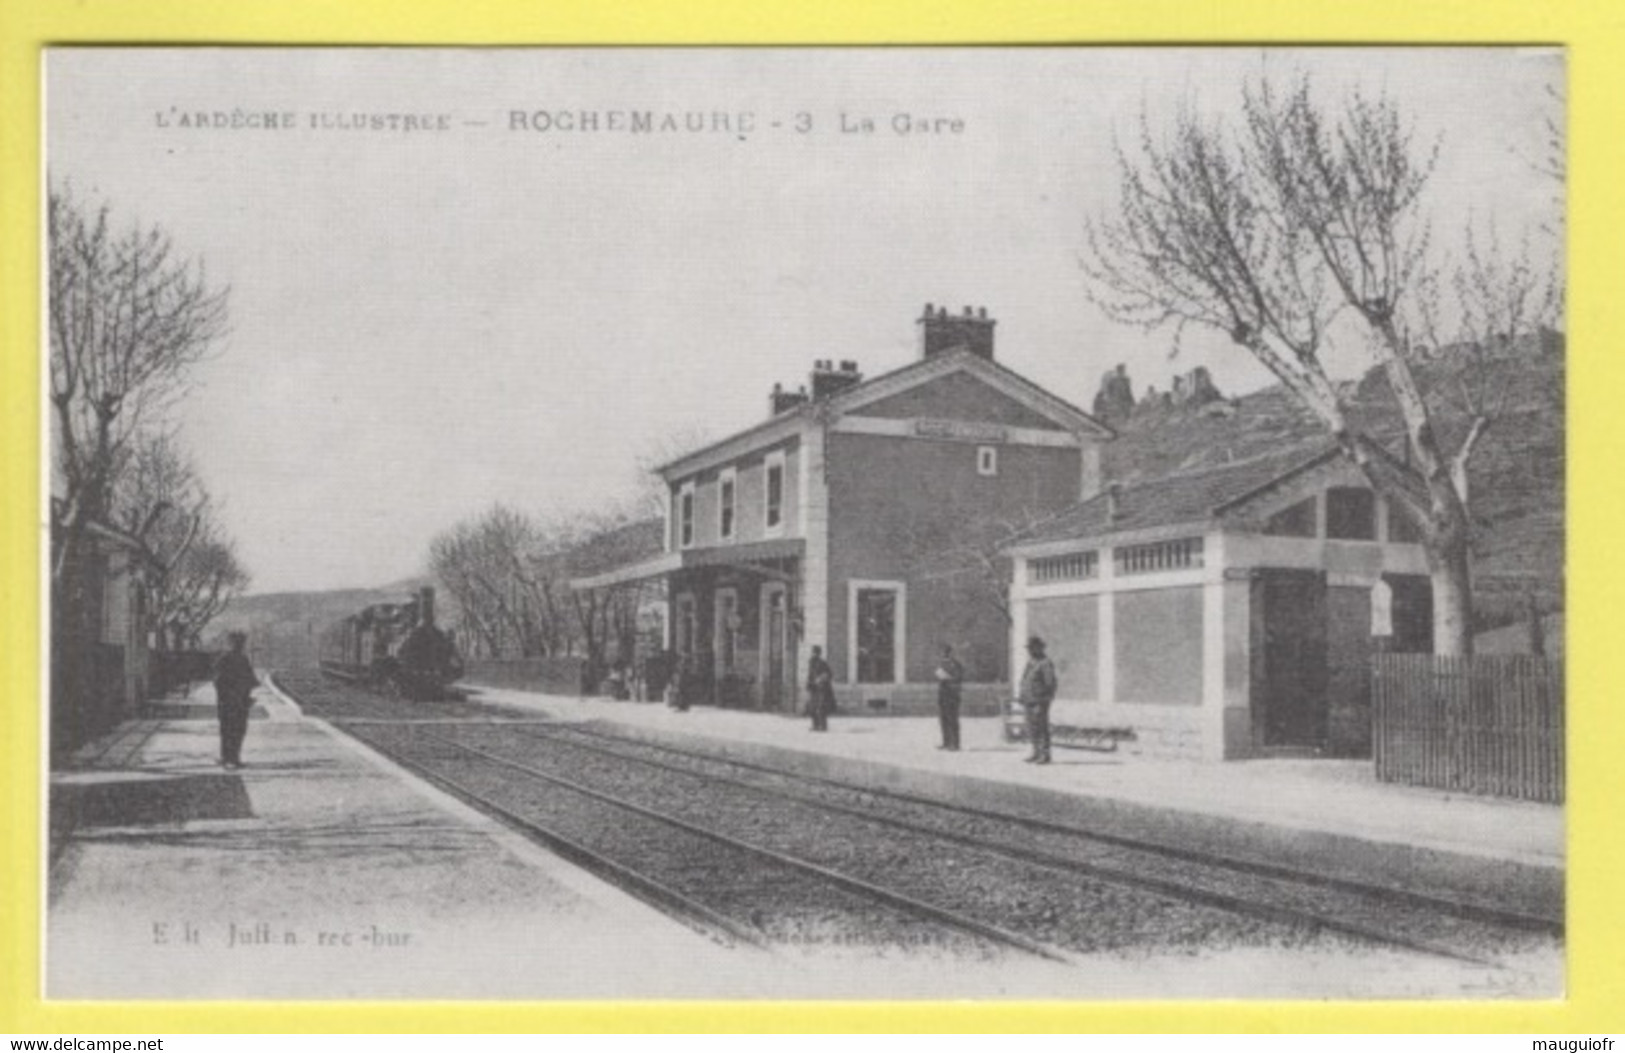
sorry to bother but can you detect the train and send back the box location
[319,586,465,701]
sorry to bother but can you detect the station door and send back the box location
[1254,568,1330,750]
[761,584,791,711]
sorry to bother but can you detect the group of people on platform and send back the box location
[804,636,1059,764]
[652,635,1060,763]
[210,629,1062,769]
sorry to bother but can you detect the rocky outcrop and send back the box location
[1091,363,1135,425]
[1092,363,1226,426]
[1171,365,1223,408]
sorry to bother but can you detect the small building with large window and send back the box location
[1005,441,1434,760]
[573,305,1114,714]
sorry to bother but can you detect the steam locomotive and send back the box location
[319,586,465,701]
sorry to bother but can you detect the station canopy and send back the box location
[570,537,805,591]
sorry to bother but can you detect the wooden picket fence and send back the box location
[1372,653,1564,803]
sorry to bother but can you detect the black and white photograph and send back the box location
[44,46,1565,1000]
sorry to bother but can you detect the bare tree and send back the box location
[49,187,229,585]
[1084,74,1561,655]
[1527,81,1565,196]
[159,531,251,649]
[1417,222,1564,505]
[897,496,1061,627]
[427,504,576,659]
[112,431,201,552]
[112,431,249,648]
[628,424,714,519]
[563,512,665,685]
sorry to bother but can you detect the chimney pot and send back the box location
[917,301,997,361]
[923,302,933,317]
[771,380,811,416]
[810,358,863,400]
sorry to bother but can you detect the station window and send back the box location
[853,584,903,684]
[675,594,697,655]
[1114,537,1204,575]
[977,446,998,476]
[764,452,785,532]
[1326,487,1377,541]
[679,484,696,548]
[1030,551,1098,584]
[719,469,736,540]
[715,589,740,671]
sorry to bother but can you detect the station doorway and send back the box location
[760,583,793,711]
[1253,568,1330,751]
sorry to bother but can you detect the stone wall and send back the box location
[464,656,589,696]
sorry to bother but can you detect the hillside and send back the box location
[207,577,435,669]
[1094,332,1565,624]
[210,517,668,670]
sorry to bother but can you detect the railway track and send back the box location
[272,671,1554,967]
[345,721,1067,962]
[522,722,1562,950]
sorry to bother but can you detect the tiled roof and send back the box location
[832,348,1110,436]
[1012,440,1343,546]
[657,347,1110,477]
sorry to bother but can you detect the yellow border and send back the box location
[3,0,1620,1034]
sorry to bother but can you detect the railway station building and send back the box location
[572,305,1114,716]
[50,519,155,755]
[1003,441,1434,761]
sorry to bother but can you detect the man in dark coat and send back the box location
[1018,635,1058,764]
[642,647,673,704]
[934,644,964,751]
[669,650,693,711]
[806,645,835,732]
[213,631,260,769]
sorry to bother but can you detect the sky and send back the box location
[44,47,1562,594]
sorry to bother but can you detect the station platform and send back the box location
[464,684,1565,921]
[47,681,748,1000]
[44,675,1564,1000]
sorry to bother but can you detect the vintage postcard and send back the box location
[42,46,1564,1003]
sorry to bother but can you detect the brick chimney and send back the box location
[918,302,995,360]
[810,358,863,400]
[769,381,810,417]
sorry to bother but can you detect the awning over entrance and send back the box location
[570,537,805,590]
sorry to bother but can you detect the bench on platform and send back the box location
[1000,699,1136,753]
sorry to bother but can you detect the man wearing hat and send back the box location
[213,631,260,769]
[1018,635,1058,764]
[806,644,835,732]
[933,643,964,751]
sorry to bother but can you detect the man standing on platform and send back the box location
[1018,635,1057,764]
[213,631,259,770]
[806,644,835,732]
[934,644,964,751]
